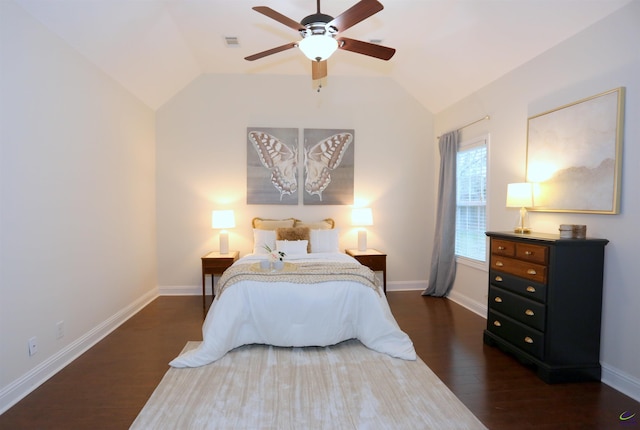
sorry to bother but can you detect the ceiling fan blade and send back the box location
[327,0,383,32]
[252,6,305,32]
[312,60,328,80]
[245,42,298,61]
[337,37,396,60]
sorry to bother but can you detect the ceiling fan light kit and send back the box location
[245,0,395,84]
[299,35,338,61]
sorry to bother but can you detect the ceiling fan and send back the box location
[244,0,396,82]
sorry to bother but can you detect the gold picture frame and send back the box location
[526,87,625,214]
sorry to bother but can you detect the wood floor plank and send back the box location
[0,292,638,429]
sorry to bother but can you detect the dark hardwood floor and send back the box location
[1,292,638,429]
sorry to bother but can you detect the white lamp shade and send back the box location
[211,210,236,229]
[506,183,533,208]
[298,35,338,61]
[351,208,373,226]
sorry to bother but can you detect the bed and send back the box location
[170,218,416,368]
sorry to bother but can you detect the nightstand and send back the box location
[345,248,387,293]
[201,251,239,309]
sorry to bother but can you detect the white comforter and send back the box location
[170,252,416,368]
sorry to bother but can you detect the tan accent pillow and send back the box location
[294,218,335,230]
[276,227,311,252]
[252,217,297,230]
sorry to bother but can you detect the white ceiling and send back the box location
[14,0,633,112]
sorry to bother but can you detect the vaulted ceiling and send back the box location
[15,0,632,112]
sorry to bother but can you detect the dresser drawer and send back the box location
[489,271,547,303]
[489,286,546,331]
[491,239,515,257]
[490,255,547,284]
[488,310,544,360]
[515,243,548,265]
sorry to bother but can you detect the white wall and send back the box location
[0,2,157,411]
[155,73,434,293]
[439,1,640,400]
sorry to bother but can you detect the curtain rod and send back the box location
[437,115,490,139]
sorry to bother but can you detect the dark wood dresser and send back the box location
[484,231,608,383]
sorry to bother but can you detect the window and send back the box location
[455,136,487,263]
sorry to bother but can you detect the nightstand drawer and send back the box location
[202,259,236,271]
[489,286,546,331]
[354,255,385,271]
[488,310,544,360]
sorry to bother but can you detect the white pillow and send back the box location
[276,240,309,255]
[253,229,276,254]
[310,228,340,253]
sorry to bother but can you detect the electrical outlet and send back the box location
[56,320,65,339]
[28,336,38,356]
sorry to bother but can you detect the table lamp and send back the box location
[351,208,373,251]
[506,183,533,234]
[212,210,235,254]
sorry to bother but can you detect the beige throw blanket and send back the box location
[218,262,381,296]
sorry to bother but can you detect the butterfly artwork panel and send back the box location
[303,129,354,205]
[247,127,299,205]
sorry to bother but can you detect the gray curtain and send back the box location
[422,130,459,297]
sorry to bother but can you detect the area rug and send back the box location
[131,340,487,429]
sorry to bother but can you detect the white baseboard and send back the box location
[386,280,427,292]
[159,285,201,296]
[446,290,487,318]
[602,363,640,402]
[0,288,159,414]
[385,282,489,320]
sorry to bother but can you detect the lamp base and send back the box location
[514,207,531,234]
[357,229,367,252]
[219,231,229,254]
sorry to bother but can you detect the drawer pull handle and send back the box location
[524,337,534,344]
[525,251,533,255]
[495,261,504,267]
[493,320,502,327]
[526,286,536,293]
[498,246,506,250]
[495,276,503,282]
[494,297,503,303]
[525,309,535,316]
[527,269,537,275]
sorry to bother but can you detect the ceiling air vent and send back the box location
[224,36,240,47]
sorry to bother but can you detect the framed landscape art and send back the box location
[526,87,625,214]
